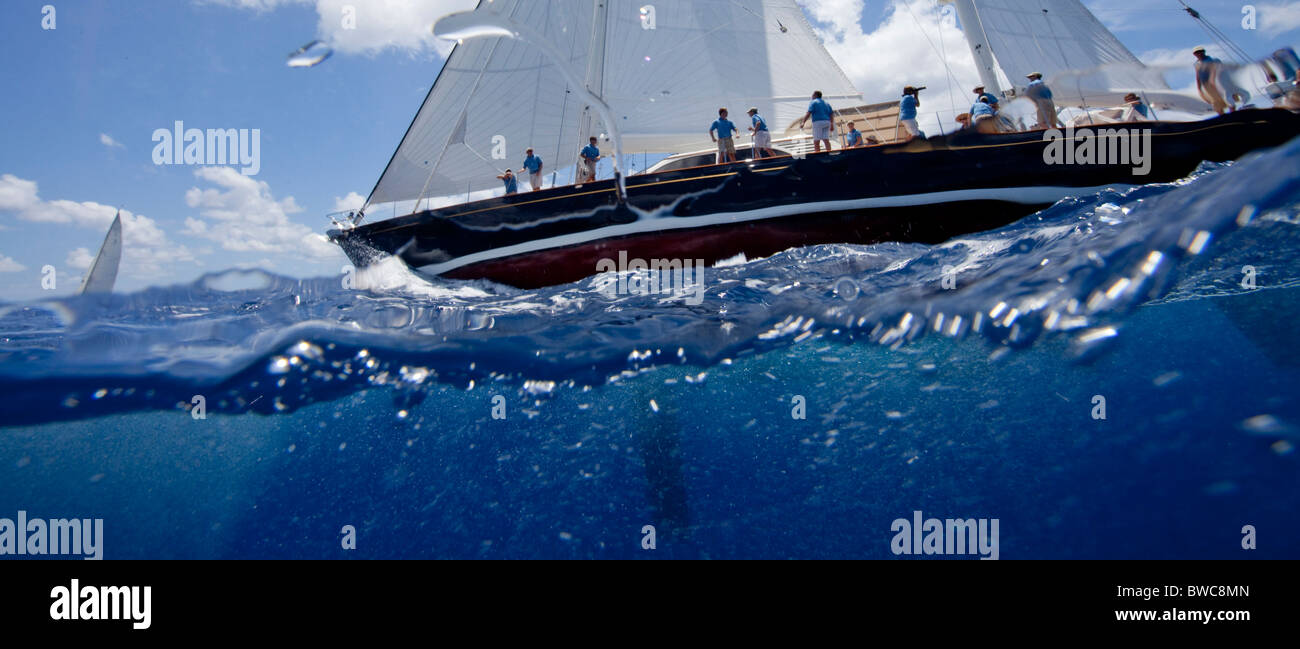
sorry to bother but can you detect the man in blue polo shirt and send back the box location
[709,107,739,164]
[496,169,518,195]
[1025,72,1063,129]
[970,97,997,133]
[521,148,544,191]
[578,137,600,183]
[799,90,835,153]
[747,107,774,158]
[972,85,999,113]
[898,86,924,140]
[845,121,863,147]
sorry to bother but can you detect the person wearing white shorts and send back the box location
[800,90,836,153]
[747,107,775,158]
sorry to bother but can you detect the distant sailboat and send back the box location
[78,211,122,295]
[328,0,1300,289]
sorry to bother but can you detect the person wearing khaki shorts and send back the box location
[709,107,740,164]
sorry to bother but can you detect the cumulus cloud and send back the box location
[202,0,477,56]
[0,173,196,278]
[66,247,95,271]
[0,254,26,273]
[182,167,343,262]
[799,0,979,135]
[99,133,124,149]
[332,191,366,213]
[1258,2,1300,38]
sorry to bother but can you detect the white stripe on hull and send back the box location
[417,184,1136,275]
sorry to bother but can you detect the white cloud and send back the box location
[799,0,979,135]
[203,0,477,56]
[182,167,343,262]
[66,247,95,271]
[1259,2,1300,38]
[0,254,26,273]
[332,191,366,213]
[0,173,197,278]
[99,133,124,149]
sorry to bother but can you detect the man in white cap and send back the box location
[1024,72,1063,129]
[1193,47,1229,114]
[972,85,999,112]
[747,107,775,158]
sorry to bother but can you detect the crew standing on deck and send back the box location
[522,148,544,191]
[578,137,601,183]
[1025,72,1063,129]
[898,86,924,140]
[1194,46,1233,115]
[710,108,740,164]
[800,90,835,153]
[747,107,775,158]
[496,169,518,195]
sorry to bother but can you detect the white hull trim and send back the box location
[417,183,1138,275]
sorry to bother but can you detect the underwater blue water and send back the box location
[2,137,1299,559]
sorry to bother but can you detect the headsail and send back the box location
[79,211,122,295]
[942,0,1168,103]
[365,0,860,209]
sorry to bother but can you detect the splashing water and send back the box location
[2,137,1299,559]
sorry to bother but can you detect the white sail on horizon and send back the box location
[365,0,861,209]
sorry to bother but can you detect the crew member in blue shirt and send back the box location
[578,137,600,183]
[496,169,518,195]
[972,85,999,113]
[747,107,775,158]
[845,121,863,147]
[970,97,997,133]
[709,107,740,164]
[521,148,544,191]
[1025,72,1063,129]
[799,90,835,153]
[1193,46,1232,114]
[1121,92,1150,122]
[897,86,924,140]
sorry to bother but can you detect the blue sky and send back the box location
[1,0,1297,300]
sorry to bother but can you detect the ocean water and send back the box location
[2,138,1299,559]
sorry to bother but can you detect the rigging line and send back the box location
[899,0,968,104]
[526,0,548,162]
[1037,3,1090,120]
[415,5,514,209]
[968,0,1004,94]
[1177,1,1251,63]
[553,1,583,189]
[936,5,957,117]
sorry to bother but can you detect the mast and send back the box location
[578,0,610,149]
[942,0,1002,96]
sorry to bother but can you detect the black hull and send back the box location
[331,109,1300,289]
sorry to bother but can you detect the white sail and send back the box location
[366,0,860,208]
[944,0,1168,103]
[79,211,122,295]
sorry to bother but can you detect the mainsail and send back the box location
[365,0,860,209]
[942,0,1169,103]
